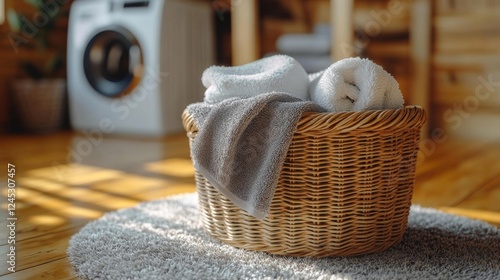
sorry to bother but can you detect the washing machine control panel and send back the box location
[111,0,150,11]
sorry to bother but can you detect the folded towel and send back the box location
[276,34,331,55]
[308,57,404,112]
[313,23,332,38]
[202,55,309,104]
[276,23,332,55]
[186,92,323,219]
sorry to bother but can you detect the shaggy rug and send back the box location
[68,193,500,280]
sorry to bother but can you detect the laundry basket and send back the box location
[182,106,426,257]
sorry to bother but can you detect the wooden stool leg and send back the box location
[331,0,355,60]
[231,0,260,65]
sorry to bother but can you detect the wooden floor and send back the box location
[0,132,499,279]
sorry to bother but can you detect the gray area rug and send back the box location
[68,193,500,280]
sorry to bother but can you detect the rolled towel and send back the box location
[308,57,404,112]
[202,55,309,104]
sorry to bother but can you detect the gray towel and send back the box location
[186,92,323,219]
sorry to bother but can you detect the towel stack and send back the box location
[187,55,404,219]
[202,55,404,112]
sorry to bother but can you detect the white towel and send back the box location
[202,55,309,104]
[313,23,331,38]
[308,57,404,112]
[276,35,331,55]
[276,23,332,55]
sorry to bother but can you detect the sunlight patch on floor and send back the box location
[17,187,103,219]
[28,164,123,185]
[145,158,195,177]
[28,215,66,226]
[132,184,195,200]
[19,177,67,192]
[90,174,168,195]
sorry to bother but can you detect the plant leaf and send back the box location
[6,9,21,33]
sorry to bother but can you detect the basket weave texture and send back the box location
[12,79,66,133]
[183,106,426,257]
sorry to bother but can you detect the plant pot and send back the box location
[12,79,66,134]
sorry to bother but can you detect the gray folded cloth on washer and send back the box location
[186,92,322,219]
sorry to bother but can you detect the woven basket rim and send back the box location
[183,105,426,134]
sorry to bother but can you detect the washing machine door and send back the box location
[84,26,143,98]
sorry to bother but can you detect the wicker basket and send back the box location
[183,106,426,257]
[12,79,66,133]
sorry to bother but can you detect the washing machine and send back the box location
[67,0,214,136]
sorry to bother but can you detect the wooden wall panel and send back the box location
[432,0,500,141]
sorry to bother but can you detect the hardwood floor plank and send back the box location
[415,140,489,179]
[0,132,191,176]
[454,175,500,211]
[412,143,500,207]
[0,228,78,276]
[0,258,76,280]
[0,133,73,174]
[0,201,90,246]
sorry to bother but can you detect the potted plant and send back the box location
[7,0,68,133]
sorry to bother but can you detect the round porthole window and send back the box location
[83,27,144,98]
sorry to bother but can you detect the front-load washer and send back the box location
[67,0,214,136]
